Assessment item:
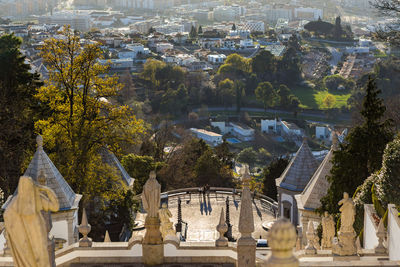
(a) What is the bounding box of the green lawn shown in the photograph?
[291,86,351,109]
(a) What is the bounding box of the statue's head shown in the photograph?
[343,192,349,199]
[162,203,167,209]
[324,211,329,217]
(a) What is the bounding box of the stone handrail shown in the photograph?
[134,186,278,216]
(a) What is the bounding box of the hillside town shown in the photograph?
[0,0,400,266]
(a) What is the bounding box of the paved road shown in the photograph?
[326,47,343,75]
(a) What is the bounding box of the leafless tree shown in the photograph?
[371,0,400,45]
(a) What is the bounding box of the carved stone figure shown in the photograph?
[3,176,59,267]
[141,171,163,265]
[305,221,317,255]
[338,192,355,233]
[322,211,335,249]
[159,203,175,239]
[332,192,357,256]
[142,171,161,218]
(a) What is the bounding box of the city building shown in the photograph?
[241,20,265,33]
[190,128,223,146]
[38,11,90,31]
[294,7,323,20]
[207,54,226,64]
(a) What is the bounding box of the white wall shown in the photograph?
[388,204,400,261]
[50,220,69,247]
[363,204,379,249]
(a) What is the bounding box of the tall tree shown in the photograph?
[320,77,394,214]
[198,25,203,34]
[262,157,289,200]
[333,16,342,40]
[255,81,277,111]
[218,78,235,108]
[35,27,146,234]
[232,23,236,31]
[234,80,245,112]
[0,34,43,198]
[251,50,276,81]
[189,25,198,39]
[277,84,292,107]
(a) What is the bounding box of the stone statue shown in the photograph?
[142,171,161,217]
[338,192,355,233]
[141,171,163,265]
[321,211,335,249]
[159,203,175,239]
[332,192,357,256]
[3,176,59,267]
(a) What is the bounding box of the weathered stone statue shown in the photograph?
[3,176,59,267]
[305,221,317,255]
[338,192,355,233]
[321,211,335,249]
[141,171,163,265]
[142,171,161,218]
[159,203,175,239]
[332,192,357,256]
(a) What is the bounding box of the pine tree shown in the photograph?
[198,25,203,34]
[262,157,289,200]
[320,77,393,214]
[232,23,236,31]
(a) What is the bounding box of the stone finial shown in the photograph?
[305,221,317,255]
[38,169,47,186]
[375,219,386,254]
[240,164,251,187]
[237,172,256,267]
[216,208,228,247]
[104,230,111,242]
[36,135,43,150]
[265,218,299,267]
[78,208,92,247]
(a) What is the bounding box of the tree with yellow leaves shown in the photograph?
[35,26,146,239]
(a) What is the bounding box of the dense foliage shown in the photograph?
[0,34,43,198]
[320,77,394,214]
[262,157,289,200]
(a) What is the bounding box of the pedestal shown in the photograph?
[143,244,164,266]
[237,237,256,267]
[332,231,357,256]
[143,216,163,266]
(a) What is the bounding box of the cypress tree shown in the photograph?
[320,77,393,214]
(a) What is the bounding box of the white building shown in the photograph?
[294,7,323,20]
[38,11,90,31]
[281,121,302,136]
[315,126,332,140]
[265,7,293,22]
[156,43,174,53]
[261,119,278,133]
[190,128,223,146]
[207,54,226,64]
[229,122,255,141]
[242,20,265,33]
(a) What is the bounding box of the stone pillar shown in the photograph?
[264,218,299,267]
[237,165,256,267]
[216,208,228,247]
[78,208,92,247]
